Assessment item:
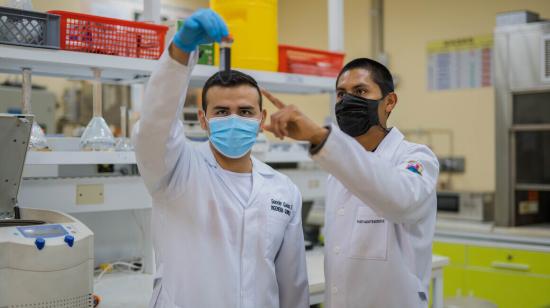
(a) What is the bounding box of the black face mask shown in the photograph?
[335,93,385,137]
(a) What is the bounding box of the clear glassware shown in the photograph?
[7,0,33,10]
[21,68,49,150]
[115,105,133,151]
[29,121,48,149]
[80,68,116,151]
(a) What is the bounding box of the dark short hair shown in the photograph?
[336,58,395,97]
[201,70,262,111]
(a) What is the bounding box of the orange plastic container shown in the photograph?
[278,44,345,77]
[48,10,168,59]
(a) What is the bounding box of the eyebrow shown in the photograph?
[211,105,257,111]
[353,84,369,90]
[336,83,370,92]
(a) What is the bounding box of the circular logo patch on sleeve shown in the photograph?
[406,160,424,176]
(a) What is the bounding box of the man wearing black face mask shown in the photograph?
[262,58,439,308]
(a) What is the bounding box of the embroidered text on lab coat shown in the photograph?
[271,199,293,216]
[356,218,385,224]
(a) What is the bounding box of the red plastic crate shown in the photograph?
[48,10,168,59]
[278,44,345,77]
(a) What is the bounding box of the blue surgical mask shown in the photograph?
[207,114,260,159]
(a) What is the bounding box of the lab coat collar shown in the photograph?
[197,141,275,176]
[374,127,404,159]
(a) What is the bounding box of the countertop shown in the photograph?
[435,219,550,250]
[94,248,448,308]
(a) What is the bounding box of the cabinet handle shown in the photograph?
[491,261,530,272]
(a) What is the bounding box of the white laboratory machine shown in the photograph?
[0,114,95,308]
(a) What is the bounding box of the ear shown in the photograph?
[385,93,398,113]
[259,109,267,132]
[198,109,208,131]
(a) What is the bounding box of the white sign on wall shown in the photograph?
[427,35,493,91]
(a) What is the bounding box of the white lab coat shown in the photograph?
[133,50,309,308]
[312,125,439,308]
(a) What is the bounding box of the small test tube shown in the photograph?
[219,36,234,72]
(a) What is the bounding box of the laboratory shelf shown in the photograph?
[0,44,156,82]
[19,176,152,213]
[25,151,136,165]
[24,138,312,165]
[0,44,335,93]
[24,149,312,165]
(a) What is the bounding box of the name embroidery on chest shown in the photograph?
[357,218,385,224]
[271,199,293,216]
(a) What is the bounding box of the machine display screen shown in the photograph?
[17,224,68,238]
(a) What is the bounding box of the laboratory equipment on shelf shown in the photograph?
[436,191,494,222]
[115,104,133,151]
[48,10,167,59]
[0,113,94,308]
[0,5,61,49]
[278,44,345,77]
[210,0,278,71]
[494,15,550,226]
[7,0,33,10]
[20,68,49,150]
[80,68,116,151]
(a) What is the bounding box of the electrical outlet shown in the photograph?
[438,157,465,173]
[308,179,320,189]
[519,200,539,215]
[76,184,104,205]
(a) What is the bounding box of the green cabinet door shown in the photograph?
[433,241,550,307]
[433,241,467,298]
[468,245,550,276]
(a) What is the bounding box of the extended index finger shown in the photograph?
[261,88,286,110]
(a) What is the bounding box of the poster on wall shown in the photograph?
[427,35,493,91]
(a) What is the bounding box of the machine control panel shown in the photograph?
[14,224,76,250]
[17,224,68,239]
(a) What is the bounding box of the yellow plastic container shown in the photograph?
[210,0,278,71]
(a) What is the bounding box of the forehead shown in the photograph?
[336,68,375,89]
[205,85,261,109]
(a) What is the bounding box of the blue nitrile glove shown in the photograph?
[173,9,229,53]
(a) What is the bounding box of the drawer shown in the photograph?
[467,245,550,275]
[464,268,550,308]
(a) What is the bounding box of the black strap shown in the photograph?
[309,125,332,155]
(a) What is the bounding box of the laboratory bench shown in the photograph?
[433,219,550,308]
[94,247,449,308]
[435,219,550,249]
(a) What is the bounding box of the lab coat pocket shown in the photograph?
[348,207,388,260]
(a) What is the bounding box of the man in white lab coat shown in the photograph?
[262,58,439,308]
[134,9,308,308]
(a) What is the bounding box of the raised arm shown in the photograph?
[133,44,197,196]
[133,9,228,197]
[260,90,439,224]
[312,126,439,224]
